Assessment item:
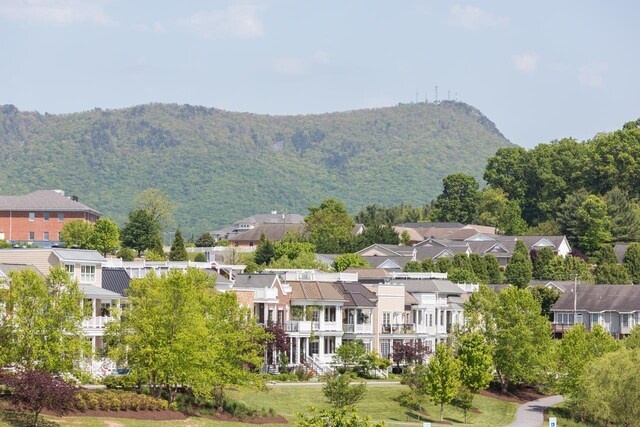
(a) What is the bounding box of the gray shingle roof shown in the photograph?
[614,244,628,264]
[332,282,377,308]
[0,190,100,215]
[390,278,462,294]
[79,283,122,299]
[0,263,43,278]
[227,223,306,242]
[102,268,131,297]
[53,249,106,263]
[552,284,640,312]
[233,274,278,289]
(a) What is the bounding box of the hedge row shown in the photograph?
[75,390,169,411]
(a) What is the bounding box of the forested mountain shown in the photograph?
[0,101,513,235]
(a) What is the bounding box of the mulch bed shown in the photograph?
[479,385,546,403]
[203,413,289,424]
[62,409,189,421]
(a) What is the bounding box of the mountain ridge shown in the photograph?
[0,101,514,236]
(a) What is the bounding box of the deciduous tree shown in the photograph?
[91,218,120,256]
[305,198,355,254]
[0,267,89,373]
[60,219,94,249]
[425,343,462,422]
[333,253,369,272]
[430,173,481,224]
[455,331,493,393]
[121,209,161,256]
[322,372,367,408]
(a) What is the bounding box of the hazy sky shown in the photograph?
[1,0,638,147]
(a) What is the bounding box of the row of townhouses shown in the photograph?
[0,248,472,374]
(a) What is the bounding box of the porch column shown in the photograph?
[319,305,325,329]
[295,338,301,365]
[263,304,268,323]
[319,336,325,357]
[92,299,97,317]
[289,338,293,365]
[305,337,309,360]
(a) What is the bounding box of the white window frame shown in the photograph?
[29,212,35,221]
[43,232,49,241]
[28,231,34,240]
[80,265,96,282]
[43,212,49,221]
[58,212,64,222]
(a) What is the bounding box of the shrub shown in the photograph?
[194,252,207,262]
[74,390,170,412]
[117,247,136,261]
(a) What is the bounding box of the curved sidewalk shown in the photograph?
[506,395,564,427]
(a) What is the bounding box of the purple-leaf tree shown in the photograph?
[1,370,77,427]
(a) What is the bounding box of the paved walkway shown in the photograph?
[506,395,564,427]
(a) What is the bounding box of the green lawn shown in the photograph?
[1,383,518,427]
[546,404,599,427]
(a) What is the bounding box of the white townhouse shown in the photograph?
[0,248,122,352]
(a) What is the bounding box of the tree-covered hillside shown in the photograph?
[0,101,512,235]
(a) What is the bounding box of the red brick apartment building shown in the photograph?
[0,190,100,247]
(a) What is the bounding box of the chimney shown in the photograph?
[71,195,79,202]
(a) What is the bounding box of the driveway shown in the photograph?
[506,395,564,427]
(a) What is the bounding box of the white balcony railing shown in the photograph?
[285,320,320,333]
[344,323,373,334]
[253,287,278,301]
[82,316,114,330]
[380,323,416,334]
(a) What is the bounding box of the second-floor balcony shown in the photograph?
[344,323,373,334]
[381,323,415,334]
[82,316,115,332]
[285,320,319,333]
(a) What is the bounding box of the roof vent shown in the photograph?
[271,210,277,214]
[53,189,65,196]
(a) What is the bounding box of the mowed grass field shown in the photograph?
[1,383,518,427]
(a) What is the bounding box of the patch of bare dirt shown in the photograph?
[57,409,189,421]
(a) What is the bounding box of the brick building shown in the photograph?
[0,190,100,247]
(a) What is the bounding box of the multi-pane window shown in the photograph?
[65,265,75,278]
[29,212,35,221]
[29,231,34,240]
[576,313,583,324]
[557,313,574,324]
[100,303,111,317]
[324,306,336,322]
[43,232,49,241]
[324,337,336,354]
[382,312,391,326]
[80,265,96,282]
[622,313,630,327]
[43,212,49,221]
[58,212,64,222]
[591,313,600,326]
[380,340,390,358]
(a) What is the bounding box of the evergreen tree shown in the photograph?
[468,253,489,283]
[168,229,188,261]
[577,195,612,256]
[484,255,502,284]
[400,230,411,246]
[254,234,275,266]
[594,263,632,285]
[505,240,533,288]
[604,187,640,243]
[532,247,554,280]
[594,244,618,265]
[623,243,640,284]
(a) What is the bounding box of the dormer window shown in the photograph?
[80,265,96,282]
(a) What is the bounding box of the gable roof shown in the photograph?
[53,248,107,263]
[0,263,43,279]
[227,223,306,242]
[0,190,100,215]
[552,285,640,312]
[362,255,412,270]
[237,213,305,225]
[102,268,131,297]
[517,236,567,250]
[288,281,347,302]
